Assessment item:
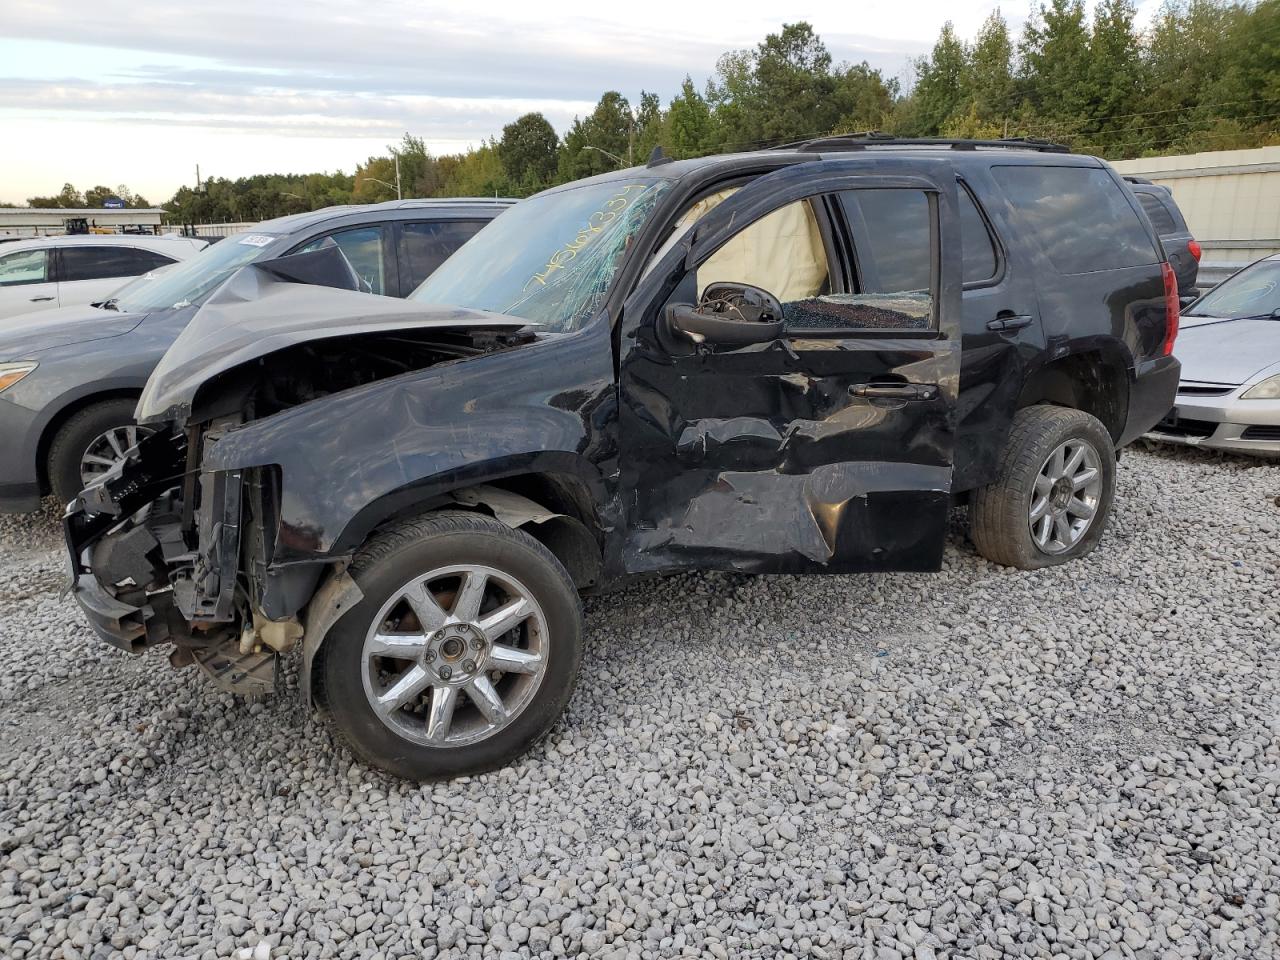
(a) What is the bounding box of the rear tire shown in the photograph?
[319,511,583,781]
[47,399,146,506]
[970,405,1116,570]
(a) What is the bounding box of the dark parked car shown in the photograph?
[66,137,1180,781]
[0,199,511,509]
[1124,177,1201,299]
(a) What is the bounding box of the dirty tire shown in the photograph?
[47,398,140,506]
[970,405,1117,570]
[319,511,583,781]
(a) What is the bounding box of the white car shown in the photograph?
[0,234,208,320]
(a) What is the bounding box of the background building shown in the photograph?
[1111,146,1280,286]
[0,207,166,241]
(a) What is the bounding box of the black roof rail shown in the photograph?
[777,131,1071,154]
[1122,175,1154,185]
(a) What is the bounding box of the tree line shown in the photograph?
[27,1,1277,223]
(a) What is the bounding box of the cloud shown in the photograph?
[3,0,930,105]
[0,77,593,141]
[0,0,950,199]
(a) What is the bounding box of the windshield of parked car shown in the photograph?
[410,179,670,331]
[108,235,277,314]
[1185,259,1280,320]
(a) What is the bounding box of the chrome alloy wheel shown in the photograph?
[80,424,152,487]
[1029,438,1103,555]
[360,564,549,748]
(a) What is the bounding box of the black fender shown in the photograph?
[201,316,620,562]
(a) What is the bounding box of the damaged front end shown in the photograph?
[65,426,291,693]
[64,259,538,695]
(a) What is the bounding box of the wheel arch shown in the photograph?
[1015,346,1131,443]
[299,470,607,708]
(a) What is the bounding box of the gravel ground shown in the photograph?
[1,444,1278,960]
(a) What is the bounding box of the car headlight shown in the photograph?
[0,361,37,393]
[1241,374,1280,400]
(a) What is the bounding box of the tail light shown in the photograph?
[1187,239,1202,261]
[1161,261,1179,357]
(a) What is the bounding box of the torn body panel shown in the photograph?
[618,339,960,573]
[616,158,963,575]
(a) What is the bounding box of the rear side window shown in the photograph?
[842,185,997,288]
[400,220,487,293]
[1136,192,1178,235]
[991,165,1158,274]
[0,249,48,286]
[957,187,998,283]
[60,246,176,282]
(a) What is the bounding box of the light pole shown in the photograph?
[582,145,626,168]
[358,177,399,198]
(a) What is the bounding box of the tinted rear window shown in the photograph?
[1136,191,1178,235]
[61,246,176,282]
[991,165,1158,274]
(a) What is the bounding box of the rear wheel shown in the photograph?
[47,399,150,506]
[319,511,583,781]
[970,405,1116,569]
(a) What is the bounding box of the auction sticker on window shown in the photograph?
[238,234,275,247]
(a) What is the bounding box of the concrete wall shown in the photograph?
[1110,147,1280,275]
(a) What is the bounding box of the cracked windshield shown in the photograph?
[410,179,669,332]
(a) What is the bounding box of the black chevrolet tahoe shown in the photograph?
[65,136,1181,781]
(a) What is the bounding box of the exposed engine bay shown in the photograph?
[66,311,537,695]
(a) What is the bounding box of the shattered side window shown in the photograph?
[411,179,670,332]
[785,188,936,332]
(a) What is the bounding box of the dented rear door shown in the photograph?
[616,156,962,574]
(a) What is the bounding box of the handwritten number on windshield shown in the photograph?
[527,184,649,288]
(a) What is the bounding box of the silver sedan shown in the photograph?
[1148,254,1280,457]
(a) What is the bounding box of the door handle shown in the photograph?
[29,296,56,302]
[850,382,938,401]
[987,313,1033,332]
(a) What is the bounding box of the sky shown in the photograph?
[0,0,1163,206]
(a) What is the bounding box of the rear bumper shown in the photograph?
[1119,355,1181,447]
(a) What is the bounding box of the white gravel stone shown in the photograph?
[0,445,1278,958]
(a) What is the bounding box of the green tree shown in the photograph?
[908,22,969,135]
[27,183,85,208]
[1019,0,1092,123]
[666,76,715,157]
[632,91,665,161]
[968,10,1017,127]
[1083,0,1144,153]
[558,92,634,180]
[437,142,508,197]
[749,22,838,142]
[831,62,898,133]
[498,113,559,193]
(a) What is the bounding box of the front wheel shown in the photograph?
[318,511,583,781]
[970,405,1117,570]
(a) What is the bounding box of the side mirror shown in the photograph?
[665,282,785,347]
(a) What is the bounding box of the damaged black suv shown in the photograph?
[66,137,1181,781]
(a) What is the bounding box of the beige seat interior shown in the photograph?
[646,190,831,303]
